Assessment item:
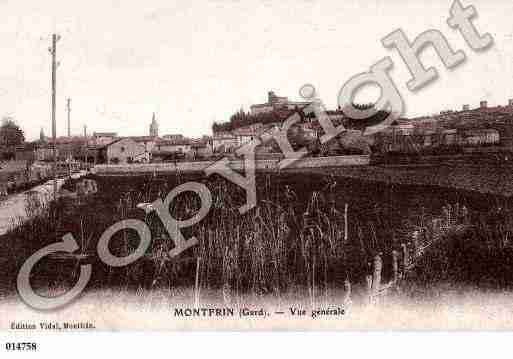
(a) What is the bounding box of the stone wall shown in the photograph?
[92,155,370,174]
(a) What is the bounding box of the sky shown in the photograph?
[0,0,512,140]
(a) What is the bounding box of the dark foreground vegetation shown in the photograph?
[1,172,513,300]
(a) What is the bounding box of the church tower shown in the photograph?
[149,112,159,137]
[39,127,46,142]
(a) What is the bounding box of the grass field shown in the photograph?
[1,171,513,310]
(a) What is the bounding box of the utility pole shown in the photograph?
[84,124,88,170]
[66,98,71,137]
[49,34,60,199]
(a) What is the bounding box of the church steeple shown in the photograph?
[149,112,159,137]
[39,127,46,142]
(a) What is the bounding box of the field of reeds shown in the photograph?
[1,171,513,304]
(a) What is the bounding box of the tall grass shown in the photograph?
[1,172,513,301]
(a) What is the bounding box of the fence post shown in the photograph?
[344,203,348,242]
[343,278,351,305]
[371,254,383,300]
[194,257,201,308]
[401,243,408,273]
[365,274,373,305]
[392,250,399,283]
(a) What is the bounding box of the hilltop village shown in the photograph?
[1,91,513,168]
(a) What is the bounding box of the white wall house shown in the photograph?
[129,136,158,153]
[93,132,118,146]
[105,138,149,164]
[232,126,261,146]
[155,139,192,154]
[212,133,238,152]
[461,129,500,146]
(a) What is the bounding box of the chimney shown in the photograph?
[480,101,488,109]
[509,99,513,107]
[462,104,470,111]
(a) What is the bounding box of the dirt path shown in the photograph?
[0,172,86,236]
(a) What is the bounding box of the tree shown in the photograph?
[0,117,25,148]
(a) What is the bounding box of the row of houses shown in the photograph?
[375,126,501,153]
[374,99,513,153]
[211,91,394,154]
[22,91,396,164]
[21,113,217,165]
[213,123,272,152]
[23,93,513,165]
[30,133,214,165]
[212,92,328,153]
[212,120,320,153]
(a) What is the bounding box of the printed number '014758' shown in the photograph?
[5,342,38,351]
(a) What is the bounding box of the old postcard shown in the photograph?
[0,0,512,339]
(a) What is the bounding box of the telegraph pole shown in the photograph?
[49,34,60,199]
[66,98,71,137]
[66,98,71,177]
[84,124,88,170]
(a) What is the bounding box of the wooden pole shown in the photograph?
[401,243,408,273]
[371,253,383,300]
[66,98,71,177]
[194,257,201,307]
[343,278,351,305]
[84,125,88,169]
[66,98,71,137]
[50,34,59,199]
[366,274,373,305]
[311,255,316,309]
[392,250,399,282]
[344,203,348,242]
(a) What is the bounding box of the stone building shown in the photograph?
[102,138,149,164]
[155,138,191,154]
[128,136,158,153]
[162,134,185,141]
[250,91,311,115]
[212,132,238,152]
[93,132,118,146]
[232,124,265,146]
[190,137,213,159]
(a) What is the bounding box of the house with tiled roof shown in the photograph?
[154,138,192,154]
[212,132,238,153]
[374,98,513,153]
[101,137,149,164]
